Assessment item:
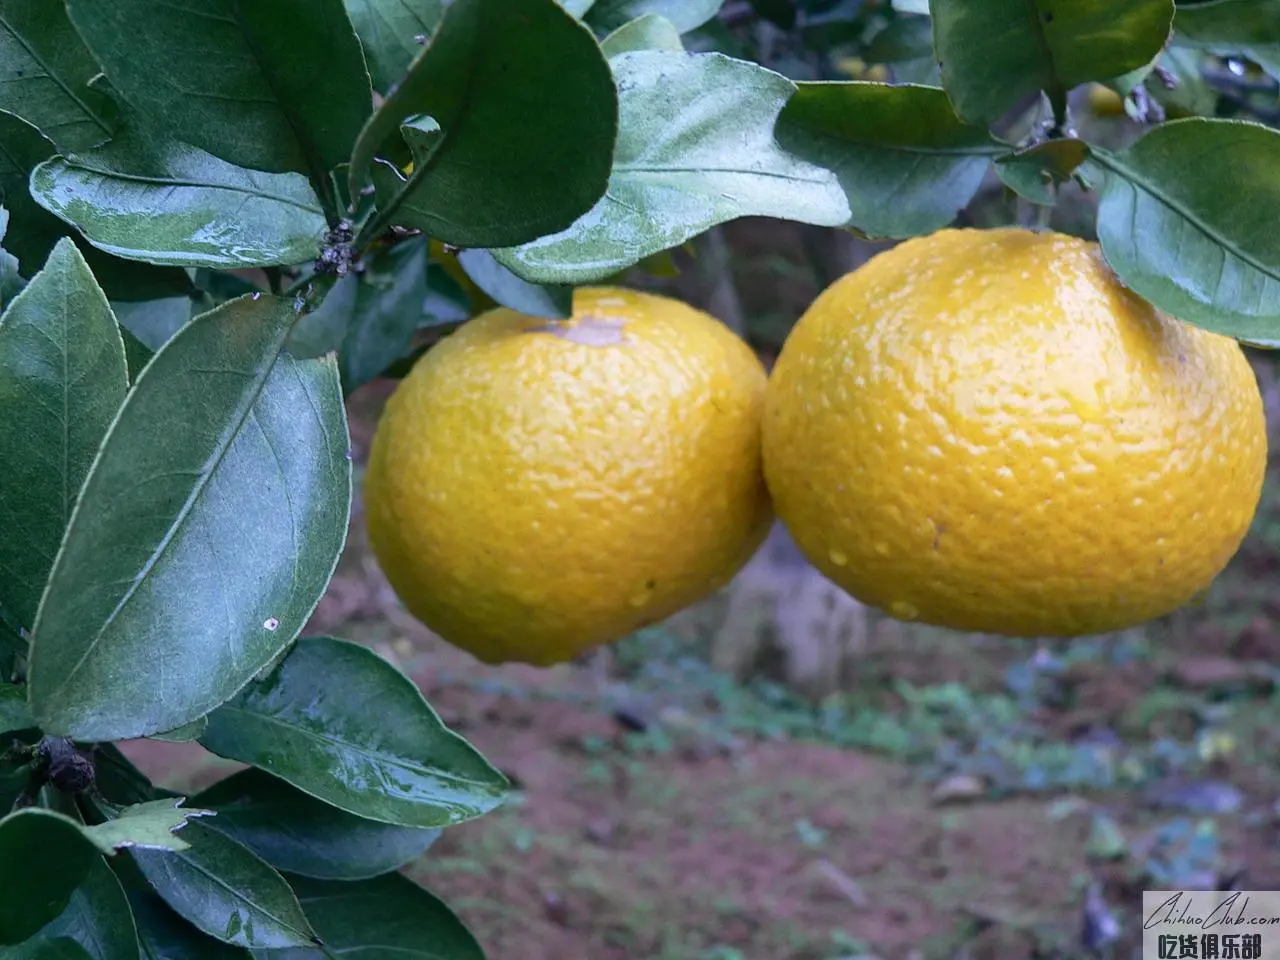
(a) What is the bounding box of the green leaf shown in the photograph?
[343,0,444,92]
[1149,45,1220,117]
[30,120,327,270]
[929,0,1175,123]
[26,294,351,742]
[0,111,192,299]
[112,298,194,353]
[457,249,572,319]
[1089,117,1280,340]
[1174,0,1280,79]
[65,0,373,196]
[776,81,1002,239]
[586,0,723,33]
[248,873,483,960]
[0,683,32,734]
[200,636,508,829]
[130,820,317,949]
[31,855,140,960]
[0,110,66,275]
[123,874,252,960]
[0,808,101,945]
[0,237,128,631]
[492,52,849,284]
[865,14,935,64]
[349,0,617,248]
[120,326,153,385]
[0,0,116,152]
[193,768,441,881]
[600,13,685,55]
[151,717,209,744]
[340,237,430,393]
[6,939,95,960]
[995,138,1091,205]
[84,799,213,855]
[285,274,361,361]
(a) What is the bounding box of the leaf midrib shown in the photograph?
[0,15,112,140]
[54,160,324,214]
[164,825,313,945]
[1090,147,1280,285]
[215,702,504,795]
[38,319,291,719]
[230,0,332,207]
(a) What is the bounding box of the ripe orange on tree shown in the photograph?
[763,227,1267,637]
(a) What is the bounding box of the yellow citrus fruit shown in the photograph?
[1087,82,1128,116]
[364,286,773,665]
[762,227,1267,637]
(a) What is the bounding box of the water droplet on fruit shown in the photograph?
[890,600,919,621]
[263,617,279,631]
[828,549,848,567]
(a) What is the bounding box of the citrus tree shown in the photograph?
[1,0,1278,955]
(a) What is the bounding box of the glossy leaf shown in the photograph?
[930,0,1175,123]
[340,237,430,393]
[0,683,31,733]
[344,0,444,92]
[0,111,192,298]
[492,52,848,284]
[1174,0,1280,79]
[776,81,1002,238]
[0,238,128,631]
[65,0,373,190]
[0,808,101,944]
[85,799,213,855]
[27,295,351,741]
[30,120,327,269]
[0,0,116,151]
[995,138,1091,205]
[350,0,617,248]
[131,820,316,949]
[33,855,140,960]
[200,636,508,829]
[1090,118,1280,340]
[457,249,572,319]
[123,875,252,960]
[249,873,483,960]
[587,0,722,32]
[194,768,441,881]
[600,14,684,55]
